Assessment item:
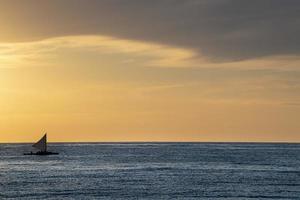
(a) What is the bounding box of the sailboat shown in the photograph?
[24,133,59,155]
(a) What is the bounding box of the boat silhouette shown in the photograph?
[24,133,59,155]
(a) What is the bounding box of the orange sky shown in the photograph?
[0,1,300,142]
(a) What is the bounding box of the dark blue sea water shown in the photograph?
[0,143,300,199]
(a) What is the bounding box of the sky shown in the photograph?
[0,0,300,142]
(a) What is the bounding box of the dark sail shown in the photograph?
[32,133,47,152]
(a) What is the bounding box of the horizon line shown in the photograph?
[1,141,299,144]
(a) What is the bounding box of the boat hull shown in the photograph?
[24,151,59,155]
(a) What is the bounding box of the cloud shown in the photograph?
[0,35,200,68]
[1,34,300,71]
[0,0,299,62]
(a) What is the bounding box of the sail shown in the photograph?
[32,134,47,152]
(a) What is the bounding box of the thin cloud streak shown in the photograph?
[1,35,300,70]
[0,35,198,68]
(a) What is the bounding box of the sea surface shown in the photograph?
[0,143,300,199]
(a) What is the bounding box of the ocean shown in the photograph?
[0,143,299,199]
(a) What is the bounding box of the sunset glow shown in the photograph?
[1,1,300,142]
